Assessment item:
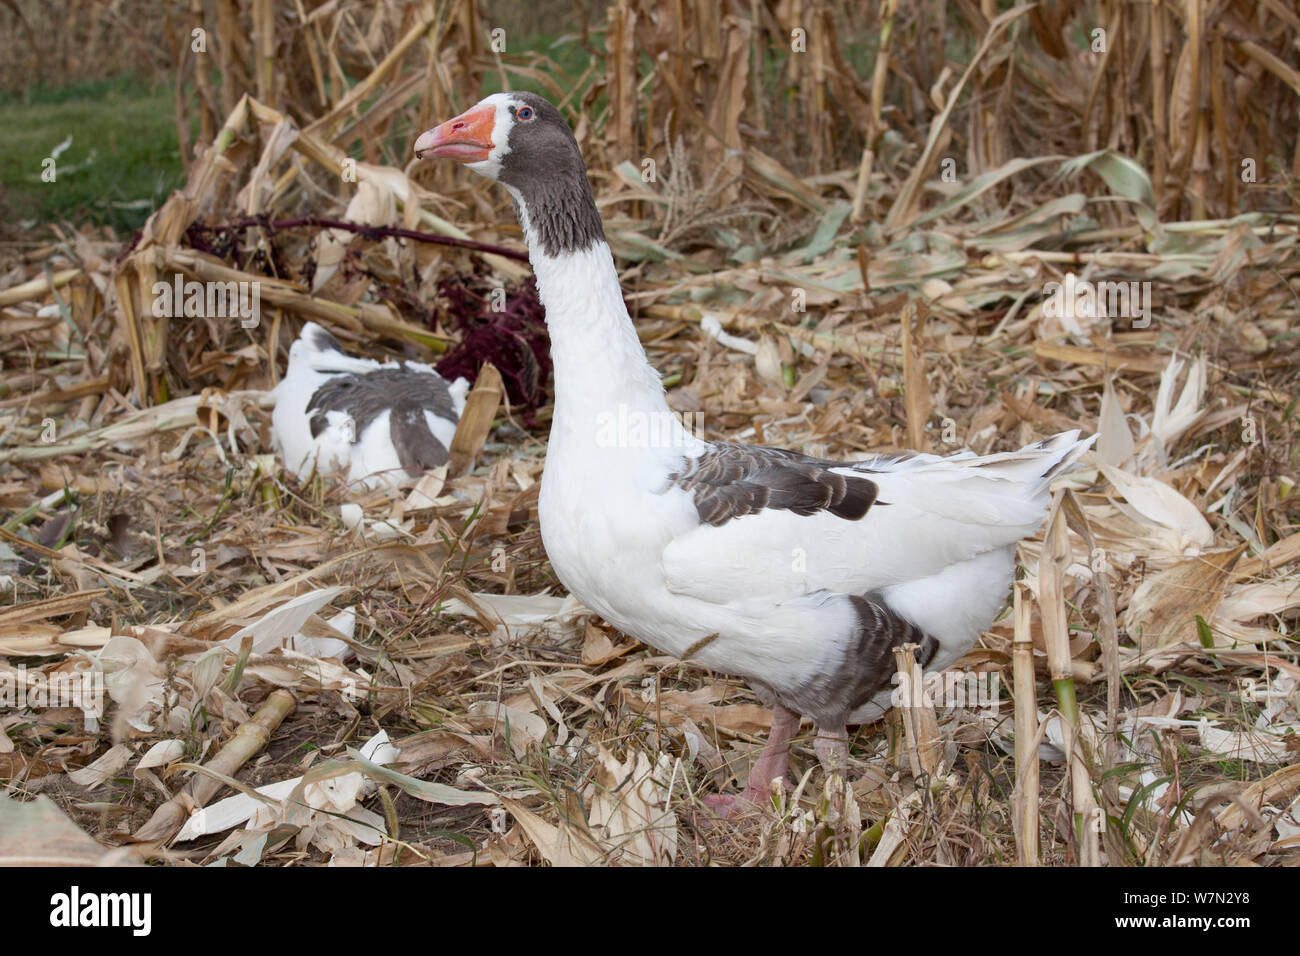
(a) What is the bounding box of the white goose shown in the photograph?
[270,322,468,490]
[416,93,1092,813]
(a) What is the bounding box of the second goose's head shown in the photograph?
[415,92,604,257]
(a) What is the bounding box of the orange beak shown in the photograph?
[414,103,495,162]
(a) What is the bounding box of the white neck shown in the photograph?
[527,236,676,448]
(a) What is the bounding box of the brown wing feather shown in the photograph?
[669,442,878,527]
[306,365,455,476]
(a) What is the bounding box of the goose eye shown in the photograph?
[517,106,534,121]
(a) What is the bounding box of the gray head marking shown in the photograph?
[418,92,607,257]
[495,93,605,257]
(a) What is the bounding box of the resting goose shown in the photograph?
[269,322,468,489]
[415,93,1093,812]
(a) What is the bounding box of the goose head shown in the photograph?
[415,92,604,257]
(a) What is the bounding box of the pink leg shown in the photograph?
[702,704,802,817]
[813,726,850,775]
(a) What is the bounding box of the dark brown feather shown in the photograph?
[766,592,937,726]
[668,442,879,526]
[306,365,456,475]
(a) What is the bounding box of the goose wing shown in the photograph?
[659,432,1091,604]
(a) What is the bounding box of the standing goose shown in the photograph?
[415,93,1093,813]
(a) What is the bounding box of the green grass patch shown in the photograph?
[479,31,601,101]
[0,74,185,235]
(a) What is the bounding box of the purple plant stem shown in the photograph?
[188,216,530,263]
